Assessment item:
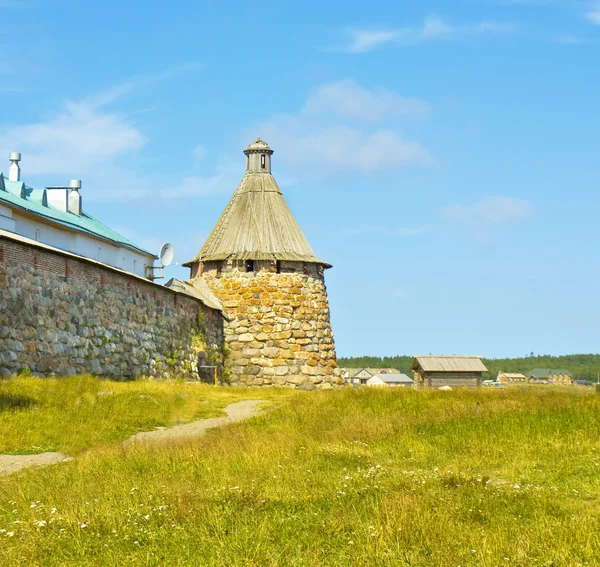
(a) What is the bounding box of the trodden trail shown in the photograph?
[0,399,265,475]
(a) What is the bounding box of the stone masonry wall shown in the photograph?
[0,235,224,379]
[198,259,339,388]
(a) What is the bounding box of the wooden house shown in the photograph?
[525,368,572,385]
[497,372,528,384]
[411,356,487,389]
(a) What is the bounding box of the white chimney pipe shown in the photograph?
[68,179,82,215]
[8,152,21,182]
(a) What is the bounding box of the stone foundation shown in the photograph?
[197,259,338,388]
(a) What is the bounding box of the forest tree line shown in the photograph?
[337,354,600,382]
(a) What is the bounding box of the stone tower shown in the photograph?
[184,138,337,388]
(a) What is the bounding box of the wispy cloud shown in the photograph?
[342,15,514,52]
[586,1,600,24]
[344,30,400,53]
[392,289,409,301]
[159,157,240,198]
[442,195,533,223]
[554,34,595,44]
[253,80,432,179]
[0,62,218,203]
[0,101,146,176]
[303,80,430,122]
[84,61,202,109]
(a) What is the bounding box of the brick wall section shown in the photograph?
[0,235,224,379]
[198,259,339,388]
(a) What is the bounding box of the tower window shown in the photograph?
[245,259,255,273]
[261,154,266,168]
[276,260,282,274]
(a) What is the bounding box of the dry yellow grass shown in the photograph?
[0,380,599,566]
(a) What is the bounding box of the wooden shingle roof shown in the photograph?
[412,356,488,373]
[184,141,330,268]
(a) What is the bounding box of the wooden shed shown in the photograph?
[411,356,487,389]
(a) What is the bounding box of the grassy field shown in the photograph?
[0,376,289,455]
[1,380,599,566]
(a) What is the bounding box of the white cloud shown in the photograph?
[253,80,432,179]
[442,195,533,223]
[193,144,207,161]
[302,80,430,122]
[554,34,594,44]
[160,158,240,198]
[0,63,221,203]
[345,30,400,53]
[257,119,431,177]
[0,101,145,176]
[392,289,408,300]
[586,2,600,24]
[342,15,514,52]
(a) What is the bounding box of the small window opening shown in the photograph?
[245,259,255,273]
[276,260,282,274]
[133,259,137,272]
[35,229,41,242]
[261,154,266,169]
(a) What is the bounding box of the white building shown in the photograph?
[0,153,156,278]
[366,373,414,388]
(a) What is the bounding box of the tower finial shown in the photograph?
[244,138,273,173]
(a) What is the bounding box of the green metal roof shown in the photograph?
[0,173,155,257]
[525,368,573,378]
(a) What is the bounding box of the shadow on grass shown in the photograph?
[0,394,37,411]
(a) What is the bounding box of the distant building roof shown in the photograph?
[344,368,400,379]
[371,373,413,384]
[412,356,488,373]
[0,173,154,257]
[525,368,572,378]
[498,372,528,379]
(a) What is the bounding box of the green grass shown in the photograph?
[1,382,599,566]
[0,376,289,455]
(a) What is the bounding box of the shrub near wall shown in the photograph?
[0,235,224,379]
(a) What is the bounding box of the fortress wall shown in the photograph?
[200,260,339,388]
[0,234,224,379]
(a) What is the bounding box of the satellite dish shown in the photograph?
[159,242,174,267]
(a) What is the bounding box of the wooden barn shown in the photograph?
[411,356,487,389]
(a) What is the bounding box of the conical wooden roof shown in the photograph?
[184,140,330,267]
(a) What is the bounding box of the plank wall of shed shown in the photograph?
[418,372,482,389]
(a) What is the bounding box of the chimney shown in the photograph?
[68,179,82,215]
[8,152,21,182]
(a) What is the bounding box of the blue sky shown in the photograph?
[1,0,599,358]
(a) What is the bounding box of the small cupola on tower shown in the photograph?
[244,137,273,173]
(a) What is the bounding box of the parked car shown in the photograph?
[482,381,503,387]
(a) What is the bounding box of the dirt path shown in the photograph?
[0,400,265,475]
[123,399,265,446]
[0,452,73,475]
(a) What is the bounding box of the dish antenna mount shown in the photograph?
[159,243,174,267]
[148,242,175,281]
